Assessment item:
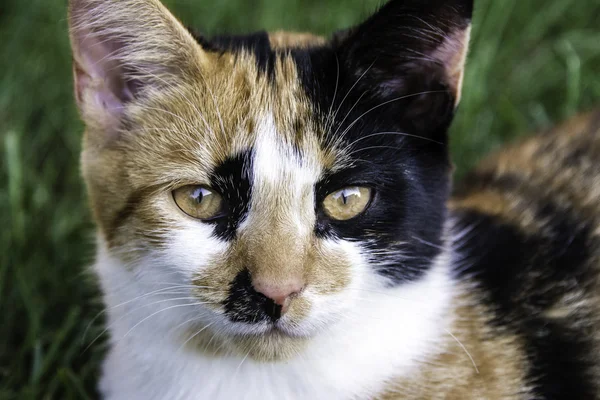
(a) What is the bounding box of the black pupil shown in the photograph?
[193,189,205,204]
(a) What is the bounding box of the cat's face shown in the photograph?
[69,0,471,360]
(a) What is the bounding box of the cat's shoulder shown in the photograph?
[447,108,600,399]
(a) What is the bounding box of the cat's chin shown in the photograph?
[181,322,315,362]
[227,327,312,362]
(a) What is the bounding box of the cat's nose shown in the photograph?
[253,279,304,315]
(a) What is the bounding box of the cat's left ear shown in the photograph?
[334,0,473,132]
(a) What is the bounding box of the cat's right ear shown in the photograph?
[68,0,206,141]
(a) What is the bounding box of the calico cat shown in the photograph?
[68,0,600,398]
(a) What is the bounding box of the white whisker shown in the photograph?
[122,302,212,340]
[343,131,443,154]
[337,90,448,152]
[327,61,375,144]
[177,321,216,353]
[444,328,479,374]
[325,53,341,132]
[81,285,208,344]
[84,295,218,352]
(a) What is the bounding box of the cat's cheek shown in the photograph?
[158,218,230,280]
[298,239,371,331]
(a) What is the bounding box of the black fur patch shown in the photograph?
[224,269,282,324]
[452,204,597,399]
[293,0,473,146]
[209,151,253,241]
[191,30,276,77]
[314,157,449,283]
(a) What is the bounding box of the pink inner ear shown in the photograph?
[72,27,132,134]
[431,27,471,107]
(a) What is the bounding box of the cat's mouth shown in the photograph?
[261,322,307,337]
[226,323,312,362]
[180,314,311,354]
[224,317,312,339]
[176,315,315,362]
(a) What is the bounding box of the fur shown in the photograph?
[68,0,600,398]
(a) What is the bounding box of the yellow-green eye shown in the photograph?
[322,186,372,221]
[173,185,224,220]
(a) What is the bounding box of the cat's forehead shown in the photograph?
[124,38,341,184]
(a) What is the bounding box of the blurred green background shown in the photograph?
[1,0,599,397]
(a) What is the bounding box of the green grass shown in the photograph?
[1,0,599,397]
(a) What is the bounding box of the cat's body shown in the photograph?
[68,0,600,398]
[445,110,600,399]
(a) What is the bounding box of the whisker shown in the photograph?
[169,312,204,333]
[343,131,443,154]
[325,53,341,132]
[177,321,216,353]
[444,328,479,374]
[411,235,447,251]
[204,327,223,355]
[327,61,375,139]
[121,302,213,340]
[83,296,218,353]
[332,91,368,144]
[337,90,448,150]
[345,145,406,157]
[234,349,252,379]
[81,285,207,343]
[143,283,217,289]
[409,15,446,37]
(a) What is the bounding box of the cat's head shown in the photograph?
[69,0,472,360]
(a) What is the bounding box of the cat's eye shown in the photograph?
[322,187,372,221]
[173,185,224,220]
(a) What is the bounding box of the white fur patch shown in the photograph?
[239,113,322,236]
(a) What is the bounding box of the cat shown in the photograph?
[68,0,600,398]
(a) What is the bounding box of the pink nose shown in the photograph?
[252,280,304,313]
